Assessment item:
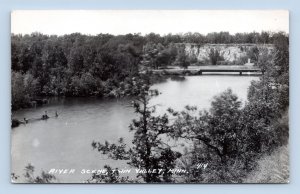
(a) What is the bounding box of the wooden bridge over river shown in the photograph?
[152,65,264,76]
[198,68,263,75]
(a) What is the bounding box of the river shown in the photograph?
[11,75,259,183]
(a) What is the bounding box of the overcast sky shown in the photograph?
[11,10,289,36]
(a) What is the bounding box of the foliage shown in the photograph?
[167,90,249,183]
[208,48,224,65]
[173,47,191,69]
[11,71,39,110]
[167,85,288,182]
[85,165,132,183]
[246,46,260,64]
[11,163,57,183]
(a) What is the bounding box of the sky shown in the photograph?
[11,10,289,36]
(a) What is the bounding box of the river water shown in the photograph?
[11,75,259,183]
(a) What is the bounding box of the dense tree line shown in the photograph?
[137,31,281,45]
[11,33,144,110]
[11,31,287,111]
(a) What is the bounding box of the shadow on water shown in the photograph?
[170,76,186,81]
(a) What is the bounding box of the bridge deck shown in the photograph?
[199,69,261,72]
[198,68,263,75]
[151,66,264,75]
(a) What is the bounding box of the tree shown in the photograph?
[272,32,289,110]
[209,48,223,65]
[140,42,165,69]
[91,75,182,183]
[259,31,270,44]
[173,46,190,69]
[11,71,26,110]
[86,165,132,183]
[166,89,247,182]
[11,71,39,110]
[174,52,190,69]
[246,32,289,150]
[247,46,260,64]
[167,87,287,183]
[12,164,56,183]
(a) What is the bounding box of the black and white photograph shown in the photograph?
[10,10,289,183]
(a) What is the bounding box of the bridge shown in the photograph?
[198,68,264,75]
[152,65,264,76]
